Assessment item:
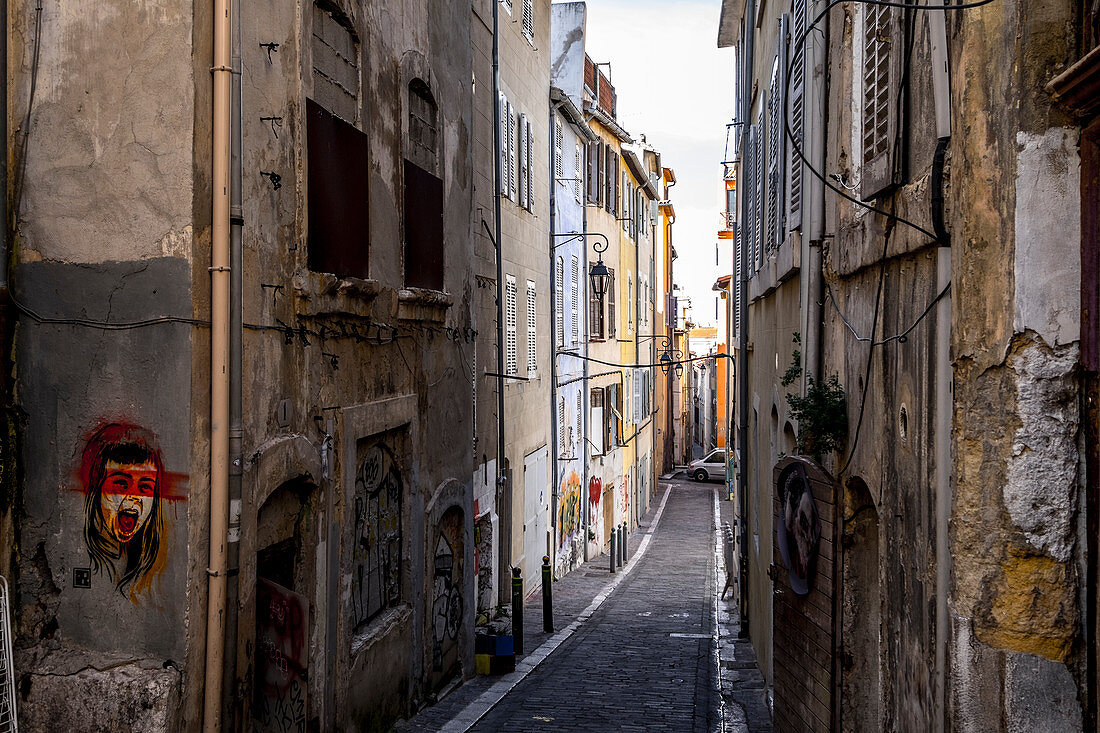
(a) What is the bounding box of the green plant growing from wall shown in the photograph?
[780,333,848,459]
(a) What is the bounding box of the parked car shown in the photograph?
[689,448,728,482]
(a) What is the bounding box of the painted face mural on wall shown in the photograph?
[776,464,821,596]
[79,423,173,599]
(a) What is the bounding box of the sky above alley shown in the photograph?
[581,0,736,331]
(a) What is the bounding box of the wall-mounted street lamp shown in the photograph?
[589,239,611,298]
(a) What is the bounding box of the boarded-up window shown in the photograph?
[307,98,370,278]
[861,3,902,200]
[403,159,444,290]
[311,3,358,124]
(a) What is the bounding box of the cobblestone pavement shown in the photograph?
[396,477,773,733]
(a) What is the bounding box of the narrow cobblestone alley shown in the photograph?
[398,478,771,732]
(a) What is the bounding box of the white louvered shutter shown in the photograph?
[574,143,583,203]
[633,368,642,423]
[571,255,580,343]
[861,3,899,200]
[788,0,807,230]
[575,391,582,455]
[526,118,534,210]
[555,257,565,348]
[522,0,534,42]
[555,119,564,183]
[508,103,518,200]
[527,280,537,375]
[519,112,529,209]
[506,276,517,375]
[559,396,567,456]
[499,94,509,195]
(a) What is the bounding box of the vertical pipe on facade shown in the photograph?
[221,0,244,723]
[204,0,232,725]
[804,0,828,390]
[548,101,561,575]
[491,0,510,606]
[0,0,7,295]
[736,0,754,634]
[927,4,951,728]
[581,155,591,563]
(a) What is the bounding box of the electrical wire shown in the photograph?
[558,350,732,371]
[783,0,1001,242]
[826,278,950,346]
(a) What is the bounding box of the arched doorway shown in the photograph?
[431,505,465,689]
[841,476,881,732]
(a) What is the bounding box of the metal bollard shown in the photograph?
[609,531,617,573]
[511,566,524,655]
[542,555,554,633]
[622,521,629,563]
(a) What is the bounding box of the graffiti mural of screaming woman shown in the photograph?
[78,423,183,600]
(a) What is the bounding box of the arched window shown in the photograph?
[404,79,444,290]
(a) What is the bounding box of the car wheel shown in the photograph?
[693,469,708,482]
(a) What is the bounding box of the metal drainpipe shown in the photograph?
[0,0,7,296]
[581,159,591,563]
[221,0,244,724]
[927,3,952,728]
[204,0,233,723]
[548,101,560,576]
[491,0,510,607]
[736,0,755,637]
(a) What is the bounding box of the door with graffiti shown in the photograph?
[431,506,464,689]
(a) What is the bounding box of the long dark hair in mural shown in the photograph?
[352,442,403,629]
[777,463,821,596]
[79,423,169,599]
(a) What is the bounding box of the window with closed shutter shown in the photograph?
[587,141,600,203]
[788,0,807,230]
[519,112,529,209]
[571,255,580,344]
[625,370,633,427]
[527,280,537,375]
[608,268,616,339]
[525,118,534,210]
[627,273,633,333]
[745,124,758,276]
[499,94,509,196]
[861,2,902,200]
[508,103,518,201]
[559,395,567,457]
[522,0,534,43]
[575,391,582,455]
[574,143,583,203]
[506,275,517,375]
[555,119,564,183]
[555,257,565,348]
[766,44,786,253]
[754,109,765,270]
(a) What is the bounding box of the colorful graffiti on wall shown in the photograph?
[254,577,308,733]
[588,477,602,544]
[352,443,403,629]
[432,507,464,682]
[78,422,186,600]
[558,471,581,544]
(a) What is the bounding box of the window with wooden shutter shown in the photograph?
[570,255,580,344]
[860,2,902,200]
[608,268,616,339]
[506,275,517,375]
[522,0,534,43]
[527,280,537,375]
[559,395,567,457]
[574,143,583,203]
[499,94,509,196]
[633,368,642,424]
[625,370,633,427]
[508,102,518,201]
[525,118,534,210]
[555,257,565,348]
[766,43,786,253]
[754,109,765,270]
[787,0,807,230]
[745,124,758,276]
[587,141,600,203]
[519,112,529,209]
[555,119,564,180]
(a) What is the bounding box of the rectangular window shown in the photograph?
[627,274,633,333]
[525,117,534,211]
[574,143,583,203]
[586,141,600,203]
[575,391,583,456]
[506,275,517,375]
[555,119,564,183]
[559,396,567,457]
[522,0,534,43]
[608,268,616,339]
[555,257,565,348]
[527,280,537,375]
[519,112,529,209]
[508,103,518,201]
[403,159,444,290]
[861,2,902,199]
[499,94,510,196]
[306,98,370,279]
[589,279,605,340]
[570,255,580,344]
[591,389,605,454]
[788,0,807,230]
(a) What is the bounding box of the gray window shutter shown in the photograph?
[861,3,902,200]
[766,37,786,253]
[508,102,518,200]
[754,110,765,271]
[499,94,509,196]
[555,256,565,348]
[526,117,534,210]
[587,141,599,202]
[787,0,807,230]
[519,112,529,208]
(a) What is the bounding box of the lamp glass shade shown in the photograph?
[589,260,610,297]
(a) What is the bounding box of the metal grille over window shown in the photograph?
[555,257,565,348]
[506,276,517,375]
[527,281,537,375]
[788,0,807,230]
[570,255,580,344]
[522,0,534,42]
